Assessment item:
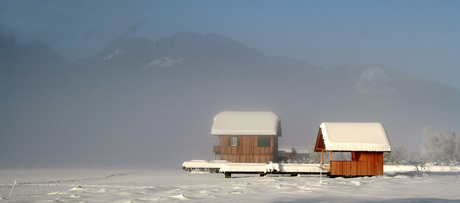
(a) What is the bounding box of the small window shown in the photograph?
[257,137,271,147]
[231,137,238,146]
[228,137,239,146]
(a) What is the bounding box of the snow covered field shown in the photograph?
[1,168,459,202]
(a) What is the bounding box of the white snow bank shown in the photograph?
[425,165,460,172]
[220,163,329,174]
[384,165,416,173]
[279,164,328,173]
[385,165,460,173]
[182,160,229,169]
[1,169,459,202]
[220,163,271,173]
[184,161,329,174]
[183,160,460,175]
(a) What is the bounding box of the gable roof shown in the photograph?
[211,111,281,136]
[315,122,391,152]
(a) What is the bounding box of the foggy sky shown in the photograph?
[1,1,459,169]
[1,0,459,91]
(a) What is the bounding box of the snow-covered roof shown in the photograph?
[211,111,281,136]
[318,122,391,152]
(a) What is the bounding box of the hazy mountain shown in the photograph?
[73,32,267,72]
[1,32,459,169]
[0,33,69,77]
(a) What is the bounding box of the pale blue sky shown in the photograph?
[1,0,459,90]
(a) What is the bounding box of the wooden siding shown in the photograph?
[330,152,384,176]
[219,136,278,163]
[213,145,220,154]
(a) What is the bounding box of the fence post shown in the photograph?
[9,180,17,198]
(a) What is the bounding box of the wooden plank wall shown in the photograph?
[219,136,277,163]
[330,152,384,176]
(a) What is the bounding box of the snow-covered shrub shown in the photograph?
[286,151,323,164]
[384,142,408,165]
[420,126,460,166]
[307,151,331,164]
[407,152,426,175]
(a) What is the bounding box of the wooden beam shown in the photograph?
[321,151,324,165]
[314,128,326,152]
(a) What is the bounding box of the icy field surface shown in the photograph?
[1,169,459,202]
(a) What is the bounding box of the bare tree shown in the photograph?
[420,126,459,166]
[408,152,426,175]
[384,142,408,165]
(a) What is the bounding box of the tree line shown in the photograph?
[384,126,460,166]
[284,126,459,166]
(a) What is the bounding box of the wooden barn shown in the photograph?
[211,111,282,163]
[314,122,391,176]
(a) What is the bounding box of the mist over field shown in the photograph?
[1,1,459,169]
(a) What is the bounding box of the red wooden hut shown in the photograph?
[211,111,282,163]
[314,122,391,176]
